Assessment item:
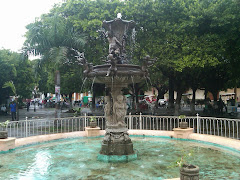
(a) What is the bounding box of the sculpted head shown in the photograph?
[116,95,124,102]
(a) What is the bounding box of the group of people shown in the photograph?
[204,97,226,115]
[0,101,17,121]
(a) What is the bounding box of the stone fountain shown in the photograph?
[78,15,155,162]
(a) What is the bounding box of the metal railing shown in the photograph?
[3,114,239,140]
[3,116,105,138]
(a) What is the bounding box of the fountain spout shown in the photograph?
[117,13,122,19]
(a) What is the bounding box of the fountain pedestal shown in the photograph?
[97,83,137,161]
[100,127,134,155]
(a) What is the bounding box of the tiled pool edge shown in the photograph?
[15,130,105,148]
[13,129,240,152]
[128,130,240,151]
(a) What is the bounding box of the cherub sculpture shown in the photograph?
[75,52,93,75]
[107,31,122,56]
[103,53,118,76]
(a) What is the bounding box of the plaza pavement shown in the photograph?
[1,104,240,123]
[0,105,74,123]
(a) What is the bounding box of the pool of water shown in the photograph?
[0,136,240,180]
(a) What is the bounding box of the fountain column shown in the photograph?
[99,82,135,157]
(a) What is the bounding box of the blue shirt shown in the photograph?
[10,103,16,112]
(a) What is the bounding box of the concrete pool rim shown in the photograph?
[1,130,239,154]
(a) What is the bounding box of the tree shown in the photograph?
[24,7,87,109]
[0,49,17,104]
[3,81,19,120]
[149,66,168,108]
[0,49,34,105]
[23,0,240,116]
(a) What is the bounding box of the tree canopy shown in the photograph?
[22,0,240,110]
[0,49,34,104]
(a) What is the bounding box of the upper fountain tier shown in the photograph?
[79,16,155,85]
[102,16,135,63]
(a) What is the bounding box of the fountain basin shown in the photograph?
[1,134,240,179]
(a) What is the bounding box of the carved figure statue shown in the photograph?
[76,52,93,75]
[105,54,118,76]
[104,96,112,125]
[113,95,127,126]
[107,31,122,56]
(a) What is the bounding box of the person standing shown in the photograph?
[10,101,17,121]
[27,102,30,111]
[218,96,225,115]
[1,105,7,115]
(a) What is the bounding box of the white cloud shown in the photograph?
[0,0,62,52]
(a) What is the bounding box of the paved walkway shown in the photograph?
[1,104,240,123]
[0,105,74,123]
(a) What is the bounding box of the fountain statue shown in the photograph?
[82,14,155,162]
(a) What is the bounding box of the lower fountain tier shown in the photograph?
[99,131,135,156]
[87,64,145,85]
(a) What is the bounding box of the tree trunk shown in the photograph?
[204,89,208,101]
[68,93,73,110]
[211,90,219,115]
[155,93,161,108]
[16,98,19,121]
[155,86,168,108]
[212,91,218,102]
[234,86,237,101]
[190,89,196,114]
[169,76,174,109]
[174,90,183,116]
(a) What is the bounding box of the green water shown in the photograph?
[0,136,240,180]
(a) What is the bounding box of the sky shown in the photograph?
[0,0,62,52]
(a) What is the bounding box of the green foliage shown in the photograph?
[169,150,194,168]
[0,120,10,129]
[3,81,16,95]
[0,49,34,103]
[178,115,186,119]
[175,151,194,167]
[73,107,81,116]
[23,0,240,99]
[89,116,96,122]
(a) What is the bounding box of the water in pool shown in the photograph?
[0,136,240,180]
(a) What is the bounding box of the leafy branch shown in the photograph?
[3,81,16,96]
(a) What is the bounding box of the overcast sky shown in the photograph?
[0,0,62,52]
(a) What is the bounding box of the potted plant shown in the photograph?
[179,115,188,129]
[89,117,97,128]
[175,151,199,180]
[0,120,10,139]
[73,108,81,116]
